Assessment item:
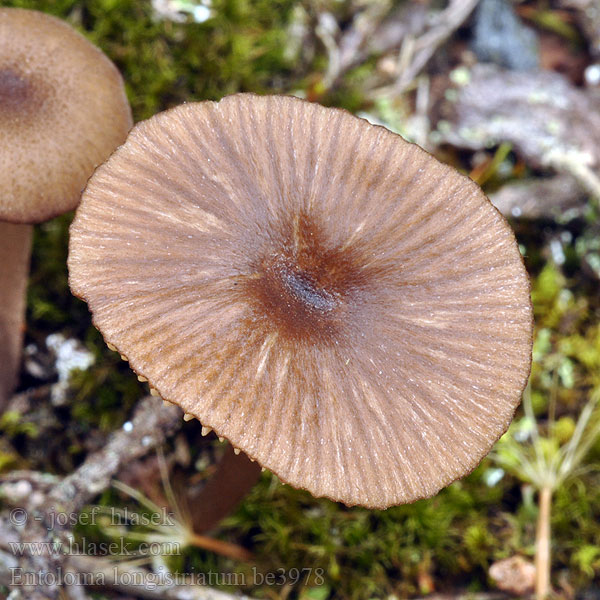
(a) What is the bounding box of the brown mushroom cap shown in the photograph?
[68,94,533,509]
[0,8,132,224]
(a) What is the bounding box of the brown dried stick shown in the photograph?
[48,397,183,517]
[393,0,480,93]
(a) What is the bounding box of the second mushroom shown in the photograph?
[0,8,132,407]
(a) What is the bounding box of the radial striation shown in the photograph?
[68,94,533,509]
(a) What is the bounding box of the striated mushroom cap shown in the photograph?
[68,94,533,509]
[0,8,132,224]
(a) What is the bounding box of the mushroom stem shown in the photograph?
[0,221,32,408]
[535,485,552,599]
[188,444,262,534]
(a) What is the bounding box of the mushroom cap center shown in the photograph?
[257,254,341,335]
[246,213,367,342]
[0,67,45,118]
[280,263,337,313]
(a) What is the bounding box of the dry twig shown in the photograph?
[48,397,183,517]
[392,0,479,94]
[317,0,478,92]
[488,175,586,220]
[0,396,244,600]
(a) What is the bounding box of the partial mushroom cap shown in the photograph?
[68,94,533,509]
[0,8,132,224]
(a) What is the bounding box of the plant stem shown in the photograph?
[0,222,32,409]
[187,444,262,534]
[535,485,553,599]
[188,532,253,562]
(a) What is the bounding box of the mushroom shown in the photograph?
[0,8,132,405]
[68,94,533,511]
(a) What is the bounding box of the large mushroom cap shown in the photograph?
[0,8,132,224]
[68,94,533,509]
